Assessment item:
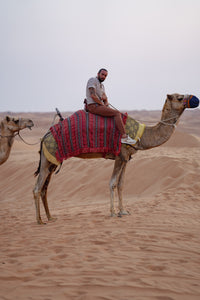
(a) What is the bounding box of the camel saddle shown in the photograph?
[42,110,145,165]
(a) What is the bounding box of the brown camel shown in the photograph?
[33,94,198,224]
[0,116,34,165]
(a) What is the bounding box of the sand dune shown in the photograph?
[0,110,200,299]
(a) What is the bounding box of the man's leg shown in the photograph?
[87,104,136,145]
[87,104,126,135]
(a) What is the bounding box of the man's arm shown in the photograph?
[102,93,109,106]
[89,87,104,105]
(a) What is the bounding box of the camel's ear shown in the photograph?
[6,116,10,122]
[167,94,173,100]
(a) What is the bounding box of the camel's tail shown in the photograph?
[34,137,62,176]
[34,141,42,177]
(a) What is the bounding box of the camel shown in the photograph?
[0,116,34,165]
[33,93,199,224]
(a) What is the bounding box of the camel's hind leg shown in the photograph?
[40,168,57,223]
[33,150,56,224]
[117,163,130,216]
[109,156,126,216]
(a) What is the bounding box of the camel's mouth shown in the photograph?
[27,121,34,130]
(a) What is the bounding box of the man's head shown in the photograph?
[97,68,108,82]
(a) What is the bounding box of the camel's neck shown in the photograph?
[0,124,15,165]
[137,109,182,150]
[139,122,175,149]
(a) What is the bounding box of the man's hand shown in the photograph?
[89,87,104,105]
[102,93,109,106]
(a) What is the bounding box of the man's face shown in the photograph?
[97,70,108,82]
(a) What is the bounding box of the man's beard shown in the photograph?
[98,76,104,83]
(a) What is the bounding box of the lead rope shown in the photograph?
[17,132,41,145]
[4,111,60,146]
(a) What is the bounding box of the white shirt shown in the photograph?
[86,77,105,105]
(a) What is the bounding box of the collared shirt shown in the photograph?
[86,77,105,105]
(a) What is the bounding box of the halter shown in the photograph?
[0,118,36,145]
[0,117,22,138]
[159,115,179,128]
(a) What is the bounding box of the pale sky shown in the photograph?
[0,0,200,112]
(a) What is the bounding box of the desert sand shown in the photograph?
[0,109,200,300]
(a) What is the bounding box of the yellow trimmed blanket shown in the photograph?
[42,131,60,165]
[125,116,146,145]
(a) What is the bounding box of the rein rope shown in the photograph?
[109,103,179,127]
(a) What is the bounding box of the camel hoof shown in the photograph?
[118,210,130,216]
[48,217,57,223]
[110,212,117,217]
[37,220,47,225]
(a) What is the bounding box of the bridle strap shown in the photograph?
[0,132,18,138]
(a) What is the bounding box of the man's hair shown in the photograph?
[98,68,108,74]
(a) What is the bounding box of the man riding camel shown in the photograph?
[85,68,135,145]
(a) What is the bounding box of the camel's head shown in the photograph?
[3,116,34,132]
[165,94,199,115]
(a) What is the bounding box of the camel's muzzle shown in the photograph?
[184,95,199,108]
[26,121,34,130]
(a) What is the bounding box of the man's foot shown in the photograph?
[121,135,137,145]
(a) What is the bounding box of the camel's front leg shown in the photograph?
[109,156,125,217]
[117,162,130,216]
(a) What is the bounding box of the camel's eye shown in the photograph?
[177,96,183,101]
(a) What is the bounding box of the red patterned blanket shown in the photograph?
[50,110,127,162]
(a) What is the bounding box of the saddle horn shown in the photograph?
[55,108,64,121]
